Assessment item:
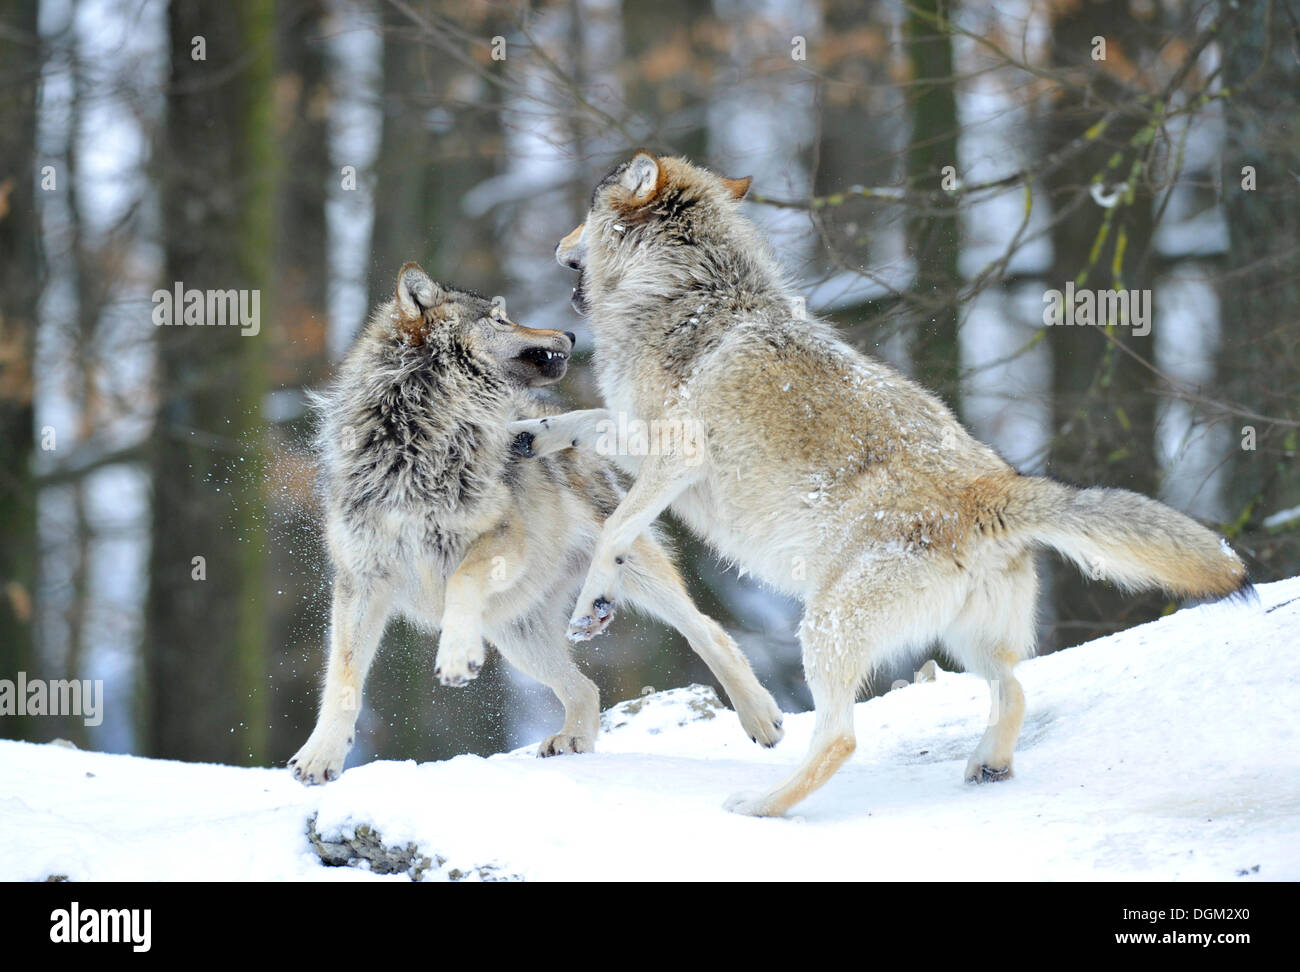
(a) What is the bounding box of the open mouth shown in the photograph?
[518,344,570,382]
[520,347,568,367]
[570,272,590,315]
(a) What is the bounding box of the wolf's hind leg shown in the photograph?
[488,613,600,756]
[726,566,945,816]
[943,558,1035,783]
[725,648,858,817]
[620,535,784,747]
[290,574,393,784]
[963,668,1025,783]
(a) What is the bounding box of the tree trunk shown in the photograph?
[904,0,961,409]
[143,0,273,764]
[1044,0,1162,651]
[1218,0,1300,580]
[0,0,41,740]
[269,0,331,764]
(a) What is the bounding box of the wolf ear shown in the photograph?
[395,262,442,319]
[618,151,663,203]
[722,175,752,200]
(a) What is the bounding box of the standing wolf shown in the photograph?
[513,152,1251,817]
[289,262,782,784]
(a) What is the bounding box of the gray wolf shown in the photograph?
[289,262,783,783]
[512,152,1251,816]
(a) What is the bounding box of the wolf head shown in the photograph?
[556,152,765,316]
[392,262,575,387]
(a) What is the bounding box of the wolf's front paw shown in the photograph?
[289,729,353,785]
[435,624,486,686]
[536,732,595,757]
[510,430,536,457]
[567,596,615,642]
[737,692,785,748]
[723,790,783,817]
[507,417,573,458]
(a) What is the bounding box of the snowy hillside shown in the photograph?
[4,577,1298,882]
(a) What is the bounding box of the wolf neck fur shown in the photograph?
[326,315,512,521]
[587,233,789,381]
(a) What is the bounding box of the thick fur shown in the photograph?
[517,152,1250,815]
[289,262,783,784]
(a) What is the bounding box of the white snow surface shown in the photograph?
[4,577,1298,882]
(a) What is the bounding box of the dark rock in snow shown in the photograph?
[306,814,520,882]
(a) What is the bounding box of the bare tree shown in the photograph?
[0,0,41,739]
[905,0,961,406]
[143,0,274,764]
[1218,0,1300,580]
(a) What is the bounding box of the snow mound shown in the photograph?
[600,683,728,737]
[3,577,1298,881]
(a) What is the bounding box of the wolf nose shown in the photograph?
[564,331,576,348]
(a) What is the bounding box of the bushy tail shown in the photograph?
[1006,476,1250,601]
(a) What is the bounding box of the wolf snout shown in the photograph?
[556,223,586,269]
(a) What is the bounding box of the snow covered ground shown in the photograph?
[4,577,1298,882]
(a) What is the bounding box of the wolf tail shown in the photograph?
[1003,476,1251,601]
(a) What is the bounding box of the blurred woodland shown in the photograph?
[0,0,1296,766]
